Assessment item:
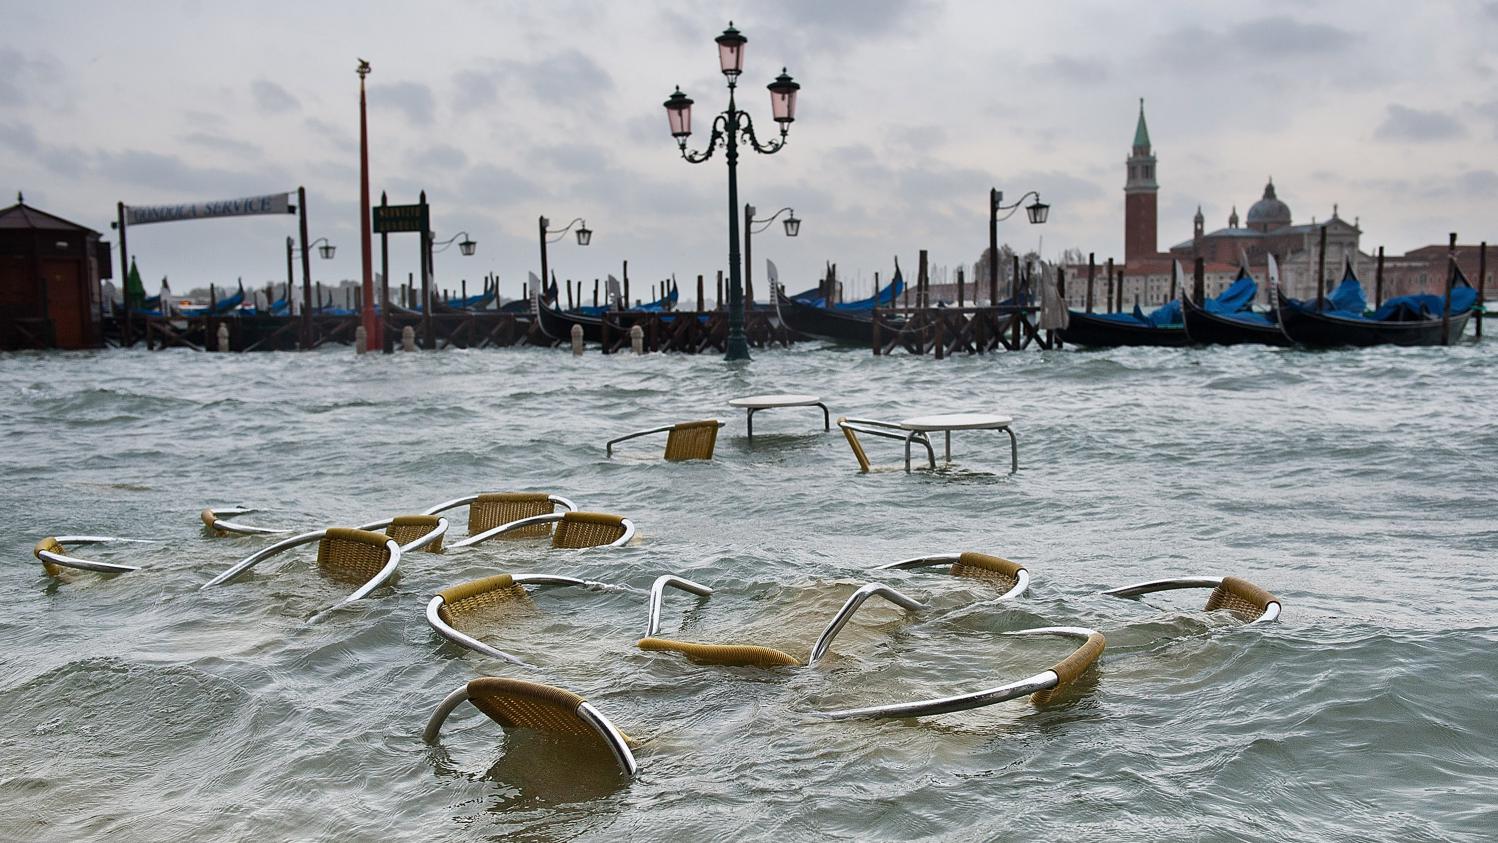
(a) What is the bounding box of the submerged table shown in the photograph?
[728,393,830,440]
[897,412,1017,473]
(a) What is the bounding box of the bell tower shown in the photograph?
[1124,98,1158,264]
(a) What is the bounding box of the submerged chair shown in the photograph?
[1103,575,1281,624]
[447,510,636,550]
[637,575,924,668]
[426,572,618,666]
[424,677,637,776]
[422,492,577,545]
[200,506,292,536]
[606,419,724,461]
[836,417,935,472]
[880,552,1031,601]
[819,626,1106,720]
[33,535,154,576]
[201,516,447,621]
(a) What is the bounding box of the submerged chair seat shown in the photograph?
[1103,575,1281,624]
[447,510,636,550]
[33,536,154,576]
[201,516,447,621]
[836,416,935,472]
[881,552,1031,601]
[820,626,1106,720]
[636,575,924,668]
[606,419,724,461]
[424,677,637,776]
[422,492,577,545]
[426,572,618,666]
[200,506,292,536]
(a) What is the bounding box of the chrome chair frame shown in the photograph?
[837,417,937,470]
[200,506,292,536]
[448,512,636,550]
[425,574,618,667]
[1103,576,1282,624]
[881,554,1030,601]
[820,626,1102,720]
[355,515,453,552]
[644,575,924,666]
[34,536,154,574]
[201,520,445,621]
[422,682,637,776]
[605,421,725,457]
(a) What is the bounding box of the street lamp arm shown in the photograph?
[679,113,730,164]
[739,110,786,155]
[994,190,1043,222]
[544,218,587,243]
[749,206,796,233]
[431,230,473,253]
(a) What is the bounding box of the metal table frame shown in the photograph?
[728,395,831,441]
[898,417,1018,473]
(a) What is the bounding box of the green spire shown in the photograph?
[125,257,145,305]
[1133,97,1150,150]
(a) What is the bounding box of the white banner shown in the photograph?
[125,192,291,226]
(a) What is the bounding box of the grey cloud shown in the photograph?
[183,132,262,159]
[0,47,63,107]
[453,50,614,112]
[887,124,947,151]
[1231,16,1354,56]
[0,121,39,154]
[459,164,538,206]
[1461,169,1498,196]
[381,81,436,125]
[96,149,291,196]
[304,117,345,146]
[412,143,468,171]
[1375,104,1465,142]
[534,142,610,172]
[251,79,300,114]
[1034,55,1109,85]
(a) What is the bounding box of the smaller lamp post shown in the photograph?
[427,230,477,306]
[538,216,592,303]
[988,188,1049,304]
[743,205,799,305]
[285,236,335,313]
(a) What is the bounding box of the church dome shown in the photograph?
[1246,179,1291,230]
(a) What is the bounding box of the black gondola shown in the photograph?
[1276,289,1473,347]
[774,289,896,345]
[1057,310,1189,347]
[1181,293,1289,346]
[1275,259,1477,348]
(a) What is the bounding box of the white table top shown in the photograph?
[728,393,822,409]
[898,412,1012,431]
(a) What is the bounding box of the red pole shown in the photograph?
[357,60,378,350]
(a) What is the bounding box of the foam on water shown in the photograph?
[1,339,1496,841]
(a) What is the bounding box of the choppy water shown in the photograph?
[2,337,1496,842]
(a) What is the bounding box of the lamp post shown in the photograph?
[427,231,477,307]
[357,58,378,351]
[538,216,592,302]
[285,236,335,313]
[743,205,798,305]
[987,188,1049,304]
[665,22,801,361]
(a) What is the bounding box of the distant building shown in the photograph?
[0,195,109,349]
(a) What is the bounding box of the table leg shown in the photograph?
[1004,427,1018,473]
[816,402,830,431]
[904,430,918,472]
[746,408,755,441]
[944,430,951,462]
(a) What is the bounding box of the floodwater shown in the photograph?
[1,335,1495,841]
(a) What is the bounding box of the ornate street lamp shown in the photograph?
[743,205,798,305]
[538,216,592,300]
[665,22,801,361]
[988,188,1049,304]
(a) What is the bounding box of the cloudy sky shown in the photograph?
[4,1,1495,301]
